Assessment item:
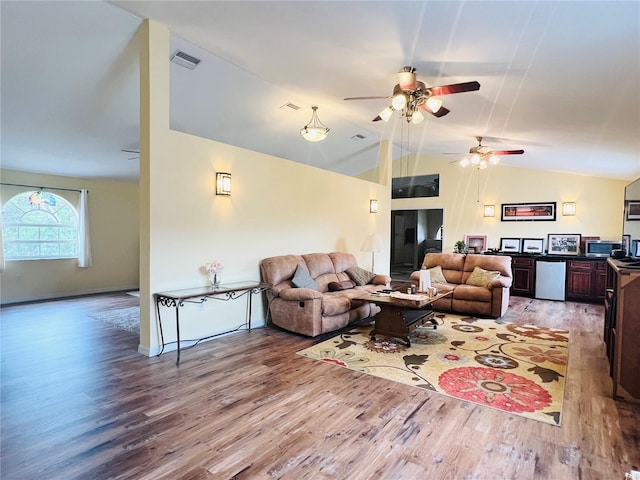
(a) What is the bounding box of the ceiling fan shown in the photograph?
[459,136,524,169]
[344,66,480,124]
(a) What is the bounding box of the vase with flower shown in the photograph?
[205,261,224,288]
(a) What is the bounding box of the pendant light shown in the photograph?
[300,106,330,142]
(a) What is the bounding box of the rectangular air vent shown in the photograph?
[170,50,201,70]
[351,134,366,141]
[280,102,301,111]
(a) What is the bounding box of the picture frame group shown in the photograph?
[498,235,582,255]
[499,237,545,254]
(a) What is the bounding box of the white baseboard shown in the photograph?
[1,285,140,306]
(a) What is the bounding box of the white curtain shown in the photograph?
[78,189,92,268]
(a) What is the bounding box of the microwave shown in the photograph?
[585,239,623,257]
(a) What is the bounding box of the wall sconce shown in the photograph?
[484,204,495,217]
[370,199,378,213]
[216,172,232,196]
[562,202,576,216]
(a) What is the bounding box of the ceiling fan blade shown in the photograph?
[428,81,481,96]
[493,149,525,155]
[418,103,450,117]
[344,96,389,101]
[430,106,450,118]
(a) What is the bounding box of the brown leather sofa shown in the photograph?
[410,253,513,318]
[260,252,391,337]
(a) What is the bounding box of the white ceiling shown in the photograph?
[2,1,639,183]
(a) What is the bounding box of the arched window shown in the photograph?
[2,191,79,260]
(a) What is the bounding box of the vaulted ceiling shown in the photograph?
[2,1,639,183]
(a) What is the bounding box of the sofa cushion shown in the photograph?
[421,253,466,284]
[346,266,376,286]
[328,252,358,274]
[463,254,512,278]
[328,280,356,291]
[292,265,319,290]
[453,284,493,302]
[466,266,501,287]
[428,265,448,284]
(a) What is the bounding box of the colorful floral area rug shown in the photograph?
[297,314,569,426]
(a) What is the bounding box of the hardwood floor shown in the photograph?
[1,293,639,479]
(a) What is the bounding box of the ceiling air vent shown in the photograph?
[170,50,201,70]
[280,102,301,111]
[351,134,366,141]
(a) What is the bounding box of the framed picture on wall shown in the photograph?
[392,174,440,199]
[501,202,556,221]
[521,238,544,254]
[626,201,640,220]
[465,234,487,253]
[547,233,581,256]
[499,237,521,253]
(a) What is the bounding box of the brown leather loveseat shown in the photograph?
[260,252,391,337]
[410,253,513,318]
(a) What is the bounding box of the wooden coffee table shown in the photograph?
[358,290,453,347]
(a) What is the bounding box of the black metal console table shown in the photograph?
[154,280,270,364]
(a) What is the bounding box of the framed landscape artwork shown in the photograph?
[521,238,544,254]
[501,202,556,221]
[500,237,521,253]
[465,235,487,253]
[547,233,581,256]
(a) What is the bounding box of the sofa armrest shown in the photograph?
[278,288,324,300]
[371,274,391,286]
[488,277,513,289]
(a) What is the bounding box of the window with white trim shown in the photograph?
[2,191,79,260]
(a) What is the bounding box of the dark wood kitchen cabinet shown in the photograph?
[565,258,606,302]
[605,258,640,403]
[510,256,535,297]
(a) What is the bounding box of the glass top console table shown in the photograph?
[154,281,270,364]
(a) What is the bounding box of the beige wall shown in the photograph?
[138,20,390,356]
[392,154,627,252]
[0,169,139,303]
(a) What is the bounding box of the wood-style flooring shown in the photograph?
[1,293,639,479]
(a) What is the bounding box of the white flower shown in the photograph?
[205,261,224,274]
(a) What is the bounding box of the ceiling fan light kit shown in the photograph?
[378,106,394,122]
[410,109,424,125]
[345,65,480,124]
[300,106,330,142]
[459,137,523,169]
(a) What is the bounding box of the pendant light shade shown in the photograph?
[300,106,330,142]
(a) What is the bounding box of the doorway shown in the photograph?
[390,209,443,279]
